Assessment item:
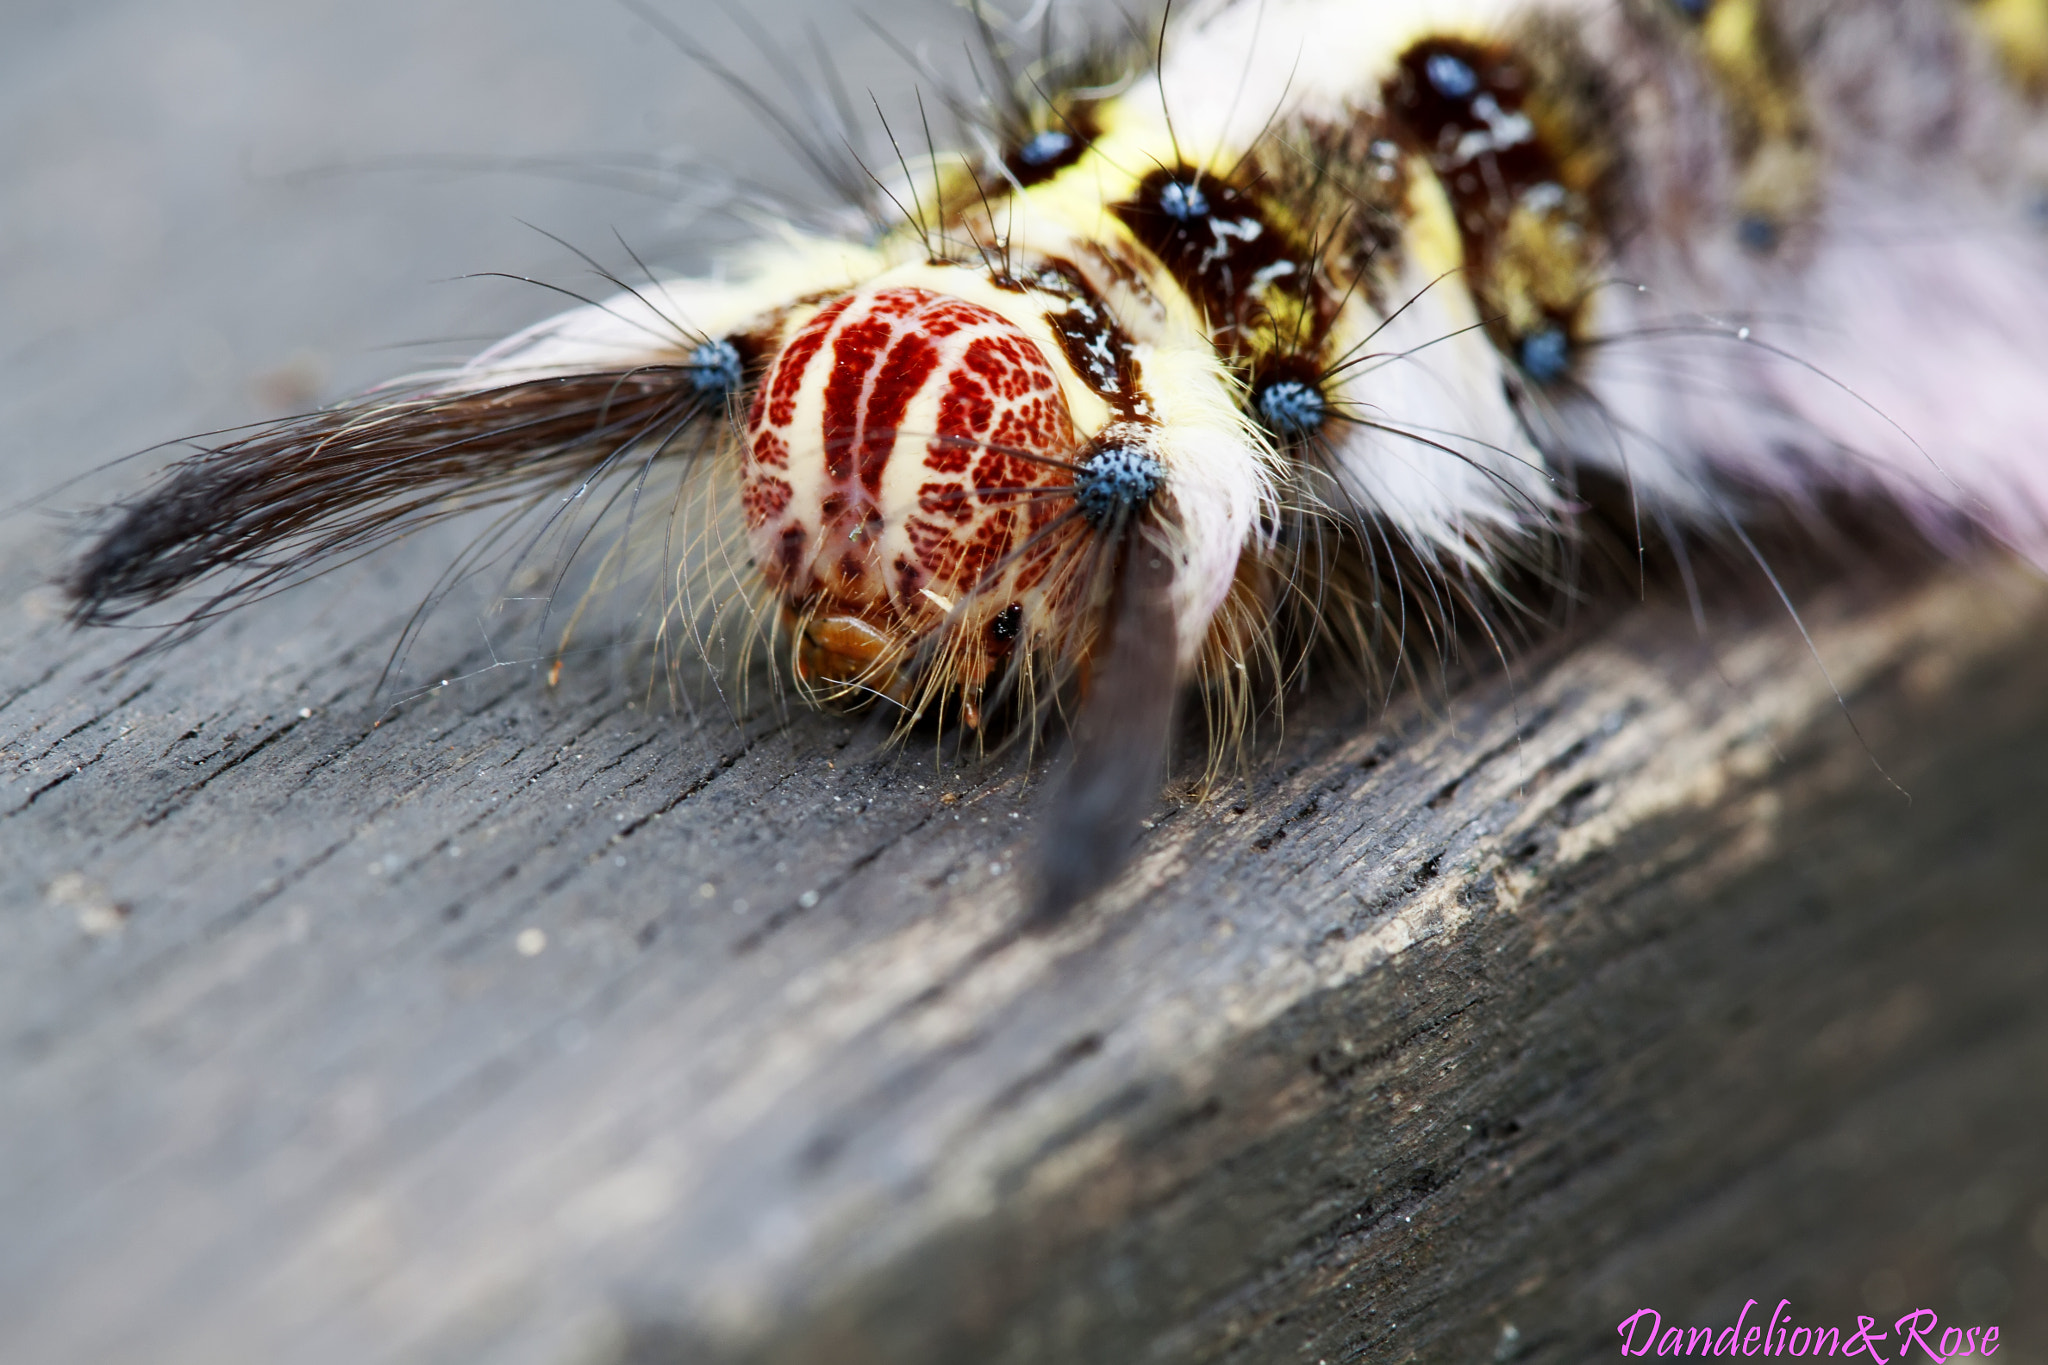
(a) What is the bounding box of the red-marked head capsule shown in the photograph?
[741,272,1090,720]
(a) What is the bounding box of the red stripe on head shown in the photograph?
[821,311,893,482]
[742,277,1089,706]
[765,295,851,428]
[859,332,939,494]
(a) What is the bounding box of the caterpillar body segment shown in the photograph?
[63,0,2048,911]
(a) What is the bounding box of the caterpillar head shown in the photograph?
[739,262,1179,729]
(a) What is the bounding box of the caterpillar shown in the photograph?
[62,0,2048,915]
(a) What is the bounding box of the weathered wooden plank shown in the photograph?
[4,5,2046,1364]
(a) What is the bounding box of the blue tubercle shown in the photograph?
[1736,213,1781,255]
[1157,180,1210,221]
[687,338,743,395]
[1074,444,1166,525]
[1518,327,1572,385]
[1255,379,1327,437]
[1018,130,1074,167]
[1425,53,1479,100]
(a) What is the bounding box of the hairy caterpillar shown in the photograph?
[62,0,2048,915]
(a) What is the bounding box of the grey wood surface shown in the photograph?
[4,5,2047,1364]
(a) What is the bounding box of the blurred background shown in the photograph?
[0,0,940,513]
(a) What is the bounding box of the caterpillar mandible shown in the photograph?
[63,0,2048,914]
